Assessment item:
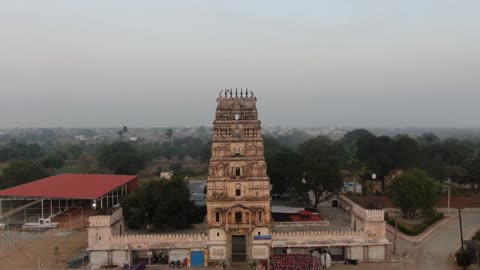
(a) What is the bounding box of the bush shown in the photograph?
[455,250,473,267]
[473,231,480,241]
[385,212,444,236]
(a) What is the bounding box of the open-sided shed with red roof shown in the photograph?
[0,174,137,220]
[0,174,137,200]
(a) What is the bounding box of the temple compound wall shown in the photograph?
[87,200,389,268]
[86,91,389,268]
[88,208,208,267]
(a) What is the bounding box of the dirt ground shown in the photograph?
[0,230,88,269]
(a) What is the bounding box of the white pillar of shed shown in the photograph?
[41,199,44,219]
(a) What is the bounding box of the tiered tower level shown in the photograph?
[207,89,271,230]
[206,89,272,263]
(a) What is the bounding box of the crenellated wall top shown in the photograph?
[110,233,207,245]
[89,208,123,227]
[272,230,369,240]
[365,209,385,221]
[338,195,384,222]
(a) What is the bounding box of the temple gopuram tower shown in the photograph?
[207,89,272,265]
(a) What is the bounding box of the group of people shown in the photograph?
[152,251,168,265]
[312,250,332,269]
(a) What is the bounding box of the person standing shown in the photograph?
[326,252,332,269]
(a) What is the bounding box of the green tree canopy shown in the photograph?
[264,136,303,194]
[165,129,174,143]
[41,153,66,173]
[341,129,373,153]
[295,136,346,208]
[0,160,50,188]
[98,142,146,175]
[388,169,441,218]
[0,142,44,162]
[122,178,204,229]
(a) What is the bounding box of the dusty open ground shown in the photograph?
[0,229,87,269]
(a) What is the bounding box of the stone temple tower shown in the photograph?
[207,89,272,265]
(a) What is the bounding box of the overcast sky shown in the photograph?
[1,1,479,128]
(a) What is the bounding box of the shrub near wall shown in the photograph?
[456,250,473,267]
[384,213,444,236]
[473,231,480,241]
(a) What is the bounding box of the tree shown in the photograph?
[356,135,395,182]
[122,178,204,229]
[165,129,174,143]
[341,129,373,153]
[391,135,419,169]
[117,130,124,140]
[417,133,440,145]
[26,143,43,159]
[346,158,367,195]
[170,163,183,174]
[264,136,303,194]
[80,153,101,174]
[66,144,83,160]
[0,161,50,188]
[41,153,66,174]
[98,142,146,175]
[295,136,345,208]
[0,142,44,161]
[469,156,480,191]
[123,126,128,135]
[198,140,212,163]
[388,169,441,218]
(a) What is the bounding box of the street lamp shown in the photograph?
[446,178,451,217]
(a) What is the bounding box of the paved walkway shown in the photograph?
[387,211,480,270]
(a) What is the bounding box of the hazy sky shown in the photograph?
[1,1,479,128]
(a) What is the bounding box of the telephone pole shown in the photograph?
[458,209,466,270]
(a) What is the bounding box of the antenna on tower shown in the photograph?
[240,88,243,98]
[224,89,228,98]
[230,89,233,98]
[245,90,249,98]
[235,89,238,98]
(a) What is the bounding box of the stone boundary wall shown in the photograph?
[273,230,369,241]
[338,195,384,222]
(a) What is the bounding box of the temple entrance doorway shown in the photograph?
[231,235,247,263]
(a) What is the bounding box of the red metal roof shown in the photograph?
[290,214,322,222]
[298,210,313,216]
[0,174,137,199]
